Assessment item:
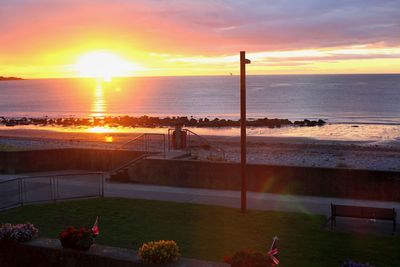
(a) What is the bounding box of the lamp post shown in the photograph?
[240,51,251,212]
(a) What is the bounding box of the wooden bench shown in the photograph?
[329,203,397,235]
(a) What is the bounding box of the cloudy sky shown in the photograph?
[1,0,399,77]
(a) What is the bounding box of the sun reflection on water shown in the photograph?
[91,81,107,117]
[87,126,115,133]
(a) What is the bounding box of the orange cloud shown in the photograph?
[1,0,399,77]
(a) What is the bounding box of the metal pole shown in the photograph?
[240,51,251,212]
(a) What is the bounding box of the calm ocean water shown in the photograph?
[0,74,399,125]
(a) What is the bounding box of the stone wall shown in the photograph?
[0,148,144,174]
[0,238,227,267]
[120,159,400,201]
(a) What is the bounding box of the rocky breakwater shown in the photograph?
[0,116,326,128]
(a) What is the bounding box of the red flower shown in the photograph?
[223,255,232,264]
[60,231,69,239]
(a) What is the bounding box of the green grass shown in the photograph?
[0,198,399,267]
[0,144,19,151]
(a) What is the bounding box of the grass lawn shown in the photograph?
[0,198,399,267]
[0,144,18,151]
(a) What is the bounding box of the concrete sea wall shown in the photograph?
[1,148,399,201]
[0,148,144,174]
[120,159,400,202]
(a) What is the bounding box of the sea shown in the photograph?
[1,74,400,143]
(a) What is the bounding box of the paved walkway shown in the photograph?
[3,171,400,217]
[105,182,400,216]
[105,182,400,235]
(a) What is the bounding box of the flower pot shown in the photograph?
[59,226,95,251]
[60,238,93,251]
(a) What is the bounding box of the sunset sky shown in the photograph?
[1,0,400,78]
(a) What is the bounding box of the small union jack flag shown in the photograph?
[92,216,99,236]
[267,236,279,266]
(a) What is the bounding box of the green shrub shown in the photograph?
[138,240,180,264]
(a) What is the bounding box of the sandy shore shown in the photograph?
[0,127,399,172]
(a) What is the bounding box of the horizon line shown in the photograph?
[14,72,400,80]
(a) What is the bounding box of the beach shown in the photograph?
[1,126,399,172]
[1,75,399,173]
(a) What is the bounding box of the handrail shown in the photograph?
[184,129,226,160]
[0,178,21,185]
[110,133,166,172]
[114,133,166,156]
[22,172,104,180]
[110,154,147,174]
[0,172,104,184]
[184,129,211,147]
[115,133,146,150]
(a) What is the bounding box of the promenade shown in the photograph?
[1,170,399,235]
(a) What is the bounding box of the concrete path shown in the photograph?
[105,182,400,216]
[2,170,400,217]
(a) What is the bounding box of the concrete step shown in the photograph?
[149,150,191,160]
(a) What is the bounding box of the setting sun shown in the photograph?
[75,51,139,81]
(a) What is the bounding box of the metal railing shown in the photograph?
[168,128,226,161]
[116,133,166,157]
[0,172,104,211]
[109,154,147,175]
[110,133,166,173]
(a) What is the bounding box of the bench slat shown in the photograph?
[333,204,395,220]
[330,203,396,234]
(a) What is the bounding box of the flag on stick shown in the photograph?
[268,236,279,266]
[92,216,99,236]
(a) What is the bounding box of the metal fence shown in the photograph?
[0,179,22,210]
[0,172,104,211]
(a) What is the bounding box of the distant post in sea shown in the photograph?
[240,51,251,212]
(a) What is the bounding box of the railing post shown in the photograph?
[101,173,105,197]
[18,178,23,206]
[54,176,58,201]
[163,134,166,158]
[187,129,191,147]
[167,129,171,152]
[111,149,116,171]
[22,178,26,205]
[51,176,55,202]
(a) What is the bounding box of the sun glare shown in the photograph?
[75,51,138,81]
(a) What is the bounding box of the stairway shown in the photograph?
[109,150,192,181]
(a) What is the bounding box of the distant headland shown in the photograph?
[0,76,24,81]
